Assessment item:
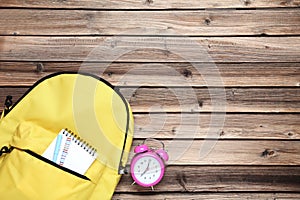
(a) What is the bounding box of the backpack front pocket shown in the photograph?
[0,122,105,199]
[0,147,96,200]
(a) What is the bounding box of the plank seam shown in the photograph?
[0,7,299,11]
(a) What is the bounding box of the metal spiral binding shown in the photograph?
[63,129,97,156]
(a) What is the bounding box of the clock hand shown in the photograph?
[143,164,164,175]
[140,161,150,177]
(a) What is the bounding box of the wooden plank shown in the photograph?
[134,113,300,139]
[1,36,300,62]
[0,87,299,113]
[1,9,300,36]
[113,193,300,199]
[0,62,299,87]
[127,140,300,165]
[0,86,299,138]
[1,0,300,9]
[120,87,300,113]
[115,166,300,192]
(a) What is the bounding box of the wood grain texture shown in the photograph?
[115,166,300,192]
[127,140,300,165]
[1,36,300,62]
[1,9,300,36]
[0,2,299,198]
[120,87,300,113]
[113,193,300,199]
[1,0,300,9]
[134,113,300,139]
[0,62,299,87]
[1,87,299,113]
[0,87,299,138]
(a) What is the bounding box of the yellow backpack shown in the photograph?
[0,72,134,199]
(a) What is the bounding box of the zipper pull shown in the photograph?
[4,95,13,112]
[0,146,14,157]
[5,95,13,107]
[118,164,130,175]
[1,96,13,118]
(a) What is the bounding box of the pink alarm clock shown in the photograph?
[130,138,169,189]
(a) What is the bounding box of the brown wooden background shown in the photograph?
[0,0,300,199]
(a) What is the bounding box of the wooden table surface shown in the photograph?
[0,0,300,199]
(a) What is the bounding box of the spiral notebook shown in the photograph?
[42,129,97,175]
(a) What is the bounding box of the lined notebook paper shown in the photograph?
[42,129,97,175]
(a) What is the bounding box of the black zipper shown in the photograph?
[22,149,90,181]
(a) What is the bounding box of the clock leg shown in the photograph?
[151,186,154,191]
[131,181,136,185]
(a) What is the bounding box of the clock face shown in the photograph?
[131,153,165,187]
